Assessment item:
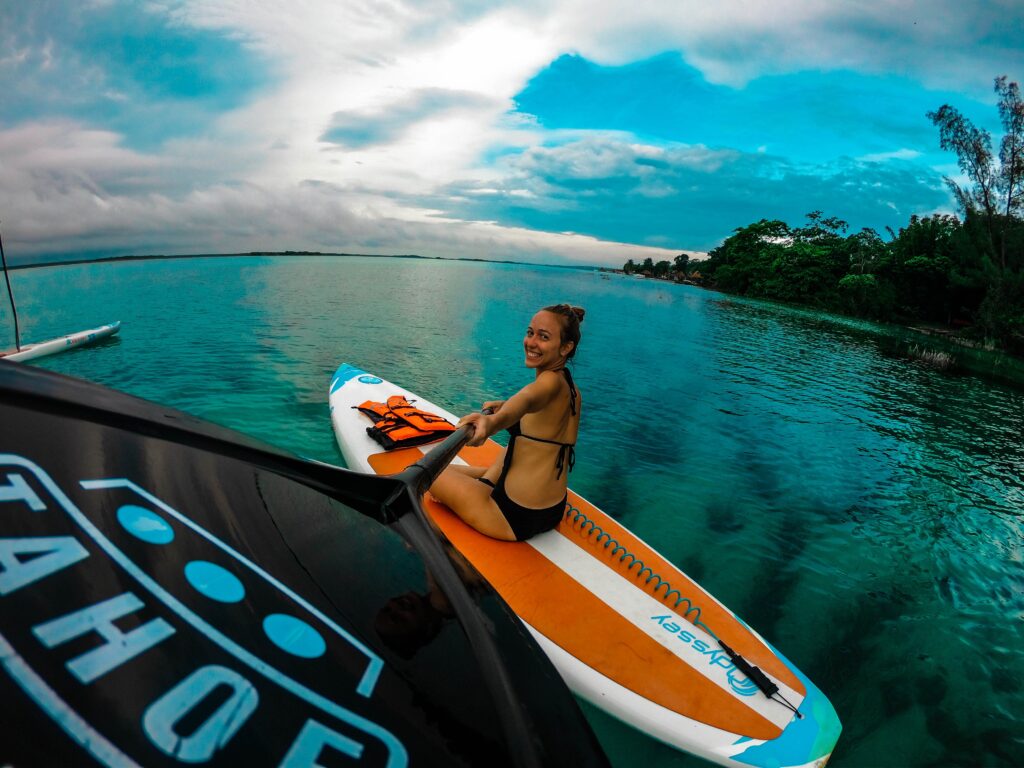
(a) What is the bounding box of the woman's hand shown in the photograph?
[458,412,492,447]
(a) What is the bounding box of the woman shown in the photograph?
[429,303,584,541]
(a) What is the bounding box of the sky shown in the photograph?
[1,0,1022,267]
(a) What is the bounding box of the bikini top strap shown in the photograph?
[514,430,576,478]
[560,367,577,416]
[517,432,572,447]
[557,443,575,478]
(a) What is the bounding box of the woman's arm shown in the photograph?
[460,373,562,446]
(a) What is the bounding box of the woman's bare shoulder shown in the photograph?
[536,369,571,394]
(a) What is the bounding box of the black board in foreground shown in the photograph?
[0,360,608,767]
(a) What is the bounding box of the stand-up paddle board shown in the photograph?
[0,321,120,362]
[329,363,841,768]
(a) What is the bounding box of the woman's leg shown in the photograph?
[446,450,505,485]
[429,467,516,541]
[447,464,487,479]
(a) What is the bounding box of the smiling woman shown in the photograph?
[429,303,585,541]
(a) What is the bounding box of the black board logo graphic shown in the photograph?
[0,454,407,766]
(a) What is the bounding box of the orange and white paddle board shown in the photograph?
[329,363,841,768]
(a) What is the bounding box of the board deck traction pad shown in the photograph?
[329,363,841,768]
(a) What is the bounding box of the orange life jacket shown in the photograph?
[355,395,455,450]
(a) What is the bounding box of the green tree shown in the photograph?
[928,76,1024,270]
[846,228,886,275]
[704,219,790,294]
[874,214,989,323]
[623,258,636,274]
[929,77,1024,344]
[654,260,671,278]
[642,257,655,274]
[793,211,848,245]
[673,253,690,276]
[838,273,895,318]
[761,240,843,307]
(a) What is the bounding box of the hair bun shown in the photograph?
[571,306,585,323]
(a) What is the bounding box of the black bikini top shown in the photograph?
[508,368,577,478]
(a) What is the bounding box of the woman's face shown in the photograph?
[524,311,572,370]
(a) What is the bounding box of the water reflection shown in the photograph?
[376,584,452,659]
[376,532,486,660]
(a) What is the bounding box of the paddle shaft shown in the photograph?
[391,408,545,768]
[396,407,492,496]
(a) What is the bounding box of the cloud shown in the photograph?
[540,0,1024,92]
[430,137,951,249]
[159,0,1024,107]
[858,149,923,163]
[0,0,270,149]
[0,121,676,267]
[321,88,498,147]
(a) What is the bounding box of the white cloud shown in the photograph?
[858,148,923,163]
[541,0,1022,90]
[0,120,675,266]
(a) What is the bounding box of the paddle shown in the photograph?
[385,417,550,767]
[392,406,494,497]
[380,408,552,762]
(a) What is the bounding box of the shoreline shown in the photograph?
[8,251,598,273]
[648,274,1024,389]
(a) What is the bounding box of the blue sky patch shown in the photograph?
[513,54,999,166]
[388,51,1006,249]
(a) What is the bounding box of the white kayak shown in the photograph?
[329,362,841,768]
[1,321,121,362]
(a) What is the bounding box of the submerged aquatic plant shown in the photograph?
[909,344,956,369]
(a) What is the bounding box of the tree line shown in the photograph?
[621,253,693,280]
[624,77,1024,354]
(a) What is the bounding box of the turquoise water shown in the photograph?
[5,255,1023,766]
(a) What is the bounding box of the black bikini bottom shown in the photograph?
[478,478,565,541]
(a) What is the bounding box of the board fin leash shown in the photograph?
[718,640,802,718]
